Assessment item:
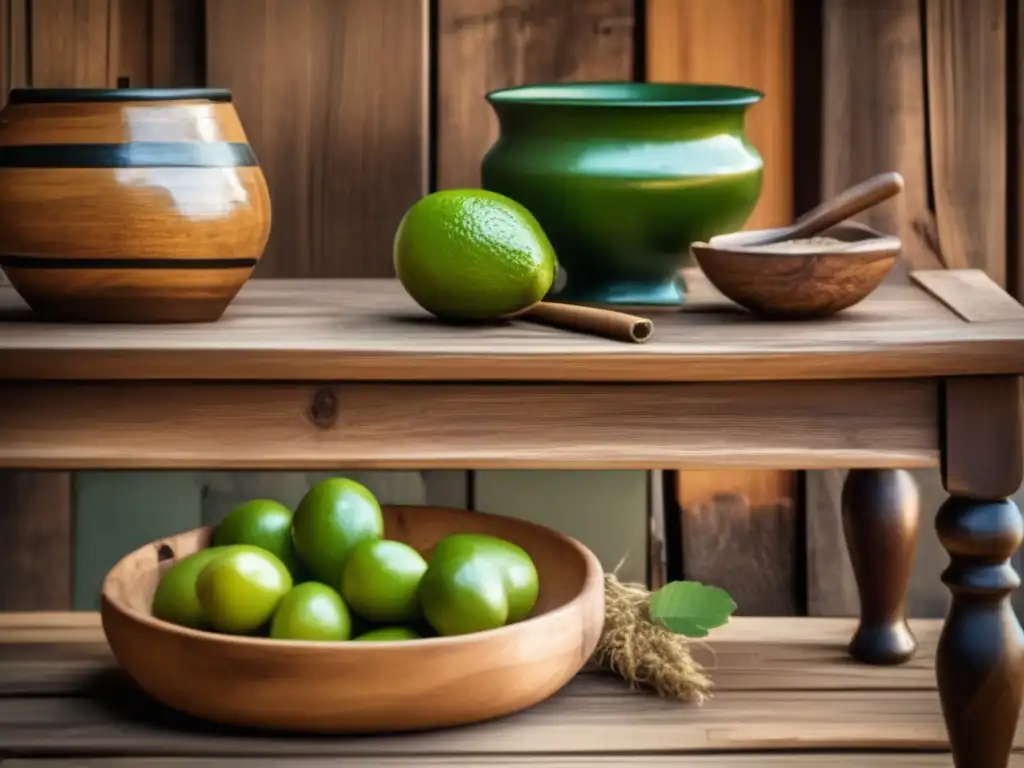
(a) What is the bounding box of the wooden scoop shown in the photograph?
[718,172,905,248]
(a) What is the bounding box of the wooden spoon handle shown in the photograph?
[789,171,905,239]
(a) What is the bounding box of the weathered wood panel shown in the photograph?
[8,614,1024,757]
[1015,0,1024,302]
[436,0,649,584]
[678,471,801,615]
[806,0,1013,619]
[646,0,792,231]
[0,473,71,609]
[206,0,428,279]
[646,0,799,612]
[115,0,204,88]
[436,0,635,190]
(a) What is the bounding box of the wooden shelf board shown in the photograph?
[1,613,1020,763]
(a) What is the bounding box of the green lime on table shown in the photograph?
[291,478,384,585]
[393,189,558,321]
[269,582,352,642]
[353,626,421,642]
[212,499,299,576]
[340,539,428,623]
[151,546,232,629]
[195,548,293,635]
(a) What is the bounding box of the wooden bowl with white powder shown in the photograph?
[690,221,901,319]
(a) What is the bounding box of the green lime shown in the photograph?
[353,626,421,642]
[152,546,232,629]
[269,582,352,642]
[393,189,557,321]
[418,549,508,637]
[418,534,540,637]
[212,499,300,576]
[340,539,427,623]
[195,548,293,635]
[440,533,539,622]
[292,478,384,584]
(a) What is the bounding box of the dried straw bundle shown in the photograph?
[590,572,713,704]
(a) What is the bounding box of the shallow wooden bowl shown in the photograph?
[0,87,271,323]
[100,505,604,734]
[690,222,901,318]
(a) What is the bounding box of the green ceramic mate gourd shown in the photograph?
[481,82,764,306]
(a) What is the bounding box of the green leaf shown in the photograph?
[648,581,737,638]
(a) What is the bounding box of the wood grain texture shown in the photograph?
[0,0,21,295]
[680,492,799,616]
[806,470,858,616]
[645,0,792,231]
[114,0,204,89]
[0,379,940,470]
[943,376,1024,501]
[436,0,634,190]
[0,474,70,610]
[2,274,1024,383]
[819,0,937,272]
[7,614,1024,757]
[924,0,1007,280]
[0,613,968,691]
[913,270,1024,322]
[29,0,117,88]
[206,0,428,277]
[1016,0,1024,302]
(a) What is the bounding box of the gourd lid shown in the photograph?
[7,88,233,104]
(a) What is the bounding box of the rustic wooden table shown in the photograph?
[1,268,1023,767]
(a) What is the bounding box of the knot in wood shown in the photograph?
[309,388,338,429]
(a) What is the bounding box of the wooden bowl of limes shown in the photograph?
[100,504,604,734]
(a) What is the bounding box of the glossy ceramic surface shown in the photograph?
[481,82,764,306]
[0,88,271,323]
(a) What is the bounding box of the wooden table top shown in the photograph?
[2,268,1024,382]
[5,612,1024,765]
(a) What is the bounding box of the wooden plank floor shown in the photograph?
[2,614,1024,767]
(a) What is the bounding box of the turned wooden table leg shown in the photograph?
[841,468,920,664]
[937,376,1024,768]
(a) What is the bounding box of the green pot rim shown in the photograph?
[485,81,764,109]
